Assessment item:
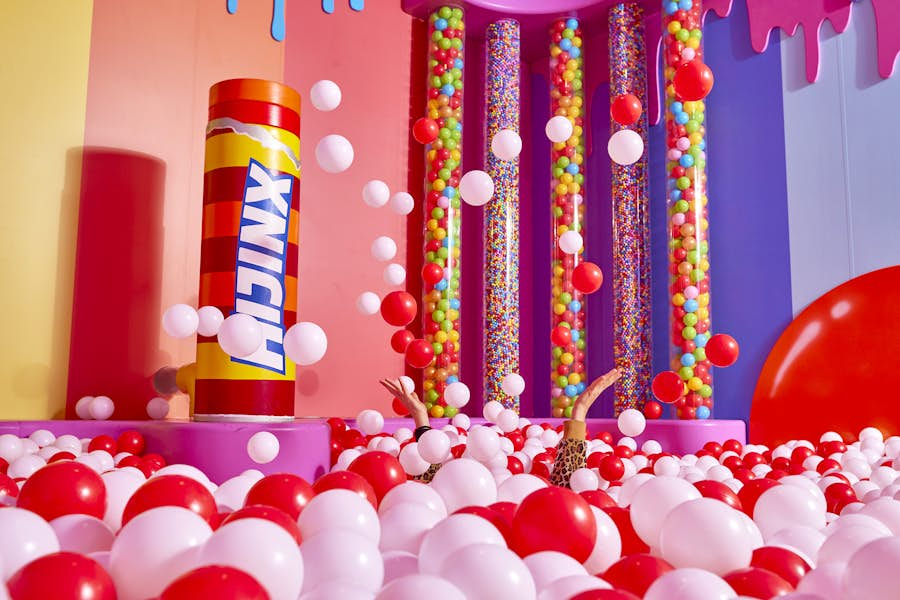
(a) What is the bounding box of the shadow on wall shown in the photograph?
[65,148,167,420]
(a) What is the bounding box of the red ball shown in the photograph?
[705,334,740,367]
[116,430,145,455]
[455,505,513,546]
[673,59,715,101]
[489,501,517,531]
[824,482,857,513]
[220,504,302,544]
[643,401,663,420]
[160,565,269,600]
[610,93,643,126]
[412,117,440,144]
[380,291,418,327]
[738,478,780,517]
[347,451,406,504]
[551,325,573,346]
[6,552,116,600]
[723,567,794,598]
[511,487,597,562]
[751,546,811,588]
[507,455,524,474]
[580,489,617,510]
[405,339,435,369]
[392,397,409,416]
[0,472,18,500]
[571,590,641,600]
[88,435,117,454]
[693,480,743,511]
[602,554,674,596]
[573,262,604,294]
[602,507,650,556]
[652,371,685,403]
[312,470,378,508]
[122,474,216,526]
[390,329,415,354]
[17,462,106,521]
[244,473,315,520]
[422,262,444,285]
[599,455,625,482]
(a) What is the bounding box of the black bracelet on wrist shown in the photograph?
[414,425,432,441]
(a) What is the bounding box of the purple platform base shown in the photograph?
[0,418,744,484]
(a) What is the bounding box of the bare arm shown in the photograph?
[379,378,430,429]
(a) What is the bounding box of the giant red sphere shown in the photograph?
[380,291,418,327]
[347,451,406,504]
[244,473,315,520]
[511,486,597,562]
[6,552,117,600]
[610,93,643,126]
[651,371,685,403]
[17,462,106,521]
[573,262,604,294]
[673,59,715,101]
[160,565,270,600]
[412,117,440,144]
[405,339,435,369]
[122,474,216,526]
[706,333,740,367]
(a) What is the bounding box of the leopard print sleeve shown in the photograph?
[549,437,588,488]
[414,462,442,483]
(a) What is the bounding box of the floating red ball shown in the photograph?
[17,461,106,521]
[573,262,604,294]
[706,333,740,367]
[652,371,685,403]
[673,59,715,101]
[413,117,440,144]
[405,339,435,369]
[611,93,643,126]
[380,291,418,327]
[390,329,415,354]
[643,400,663,420]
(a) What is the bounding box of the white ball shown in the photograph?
[89,396,115,420]
[569,468,600,493]
[545,115,574,143]
[418,430,451,464]
[247,432,280,464]
[496,409,520,433]
[146,397,170,420]
[398,443,431,476]
[357,409,385,436]
[501,373,526,397]
[399,376,416,394]
[445,382,471,408]
[8,454,46,479]
[284,322,328,366]
[362,180,390,208]
[384,263,407,286]
[196,306,225,337]
[618,409,647,438]
[458,170,494,207]
[356,292,381,315]
[28,429,55,448]
[659,498,754,575]
[75,396,94,420]
[558,230,584,255]
[315,134,354,173]
[371,236,398,261]
[482,401,504,423]
[310,80,342,111]
[451,413,471,430]
[162,304,199,338]
[490,129,522,160]
[389,191,415,215]
[218,313,264,357]
[607,129,645,166]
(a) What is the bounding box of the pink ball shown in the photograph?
[671,213,686,226]
[162,304,199,339]
[246,431,280,464]
[356,409,384,436]
[196,306,224,337]
[684,285,699,299]
[89,396,115,420]
[676,137,691,151]
[667,148,683,161]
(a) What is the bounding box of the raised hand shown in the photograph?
[379,378,429,428]
[572,368,621,421]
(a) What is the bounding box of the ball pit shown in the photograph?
[1,417,898,598]
[663,0,714,419]
[548,17,588,419]
[418,6,465,416]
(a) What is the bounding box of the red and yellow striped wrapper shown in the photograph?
[194,78,301,421]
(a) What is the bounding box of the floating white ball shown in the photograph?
[356,292,381,315]
[444,382,471,408]
[482,401,504,423]
[618,409,646,438]
[458,170,494,207]
[247,431,280,464]
[558,230,584,255]
[362,180,390,208]
[384,263,407,286]
[490,129,522,160]
[501,373,526,397]
[315,134,354,173]
[284,322,328,366]
[162,304,199,338]
[371,236,398,262]
[545,116,574,143]
[389,192,415,215]
[608,129,645,166]
[196,306,224,337]
[218,313,264,357]
[309,80,342,112]
[356,409,385,436]
[495,409,520,433]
